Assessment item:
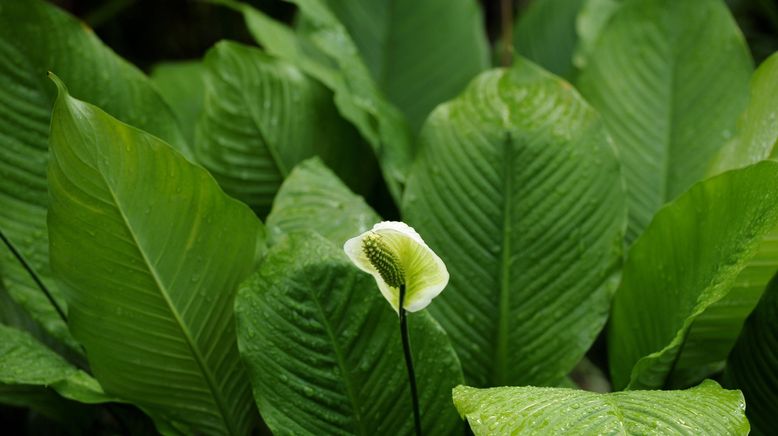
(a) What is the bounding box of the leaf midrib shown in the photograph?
[494,132,514,386]
[308,273,367,435]
[101,175,237,435]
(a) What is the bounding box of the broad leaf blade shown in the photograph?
[236,232,464,435]
[514,0,585,79]
[195,40,373,216]
[322,0,488,131]
[47,77,260,435]
[453,380,749,435]
[709,52,778,175]
[402,60,626,387]
[266,158,379,246]
[151,60,207,146]
[577,0,753,242]
[0,324,108,404]
[725,272,778,434]
[229,0,412,203]
[608,161,778,390]
[669,53,778,388]
[0,0,187,349]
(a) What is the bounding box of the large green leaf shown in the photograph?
[0,324,108,404]
[725,272,778,435]
[608,161,778,390]
[320,0,488,131]
[151,60,207,146]
[0,0,187,350]
[453,380,749,435]
[235,232,464,435]
[228,0,412,203]
[402,59,625,387]
[666,52,778,387]
[709,52,778,175]
[514,0,586,79]
[577,0,753,242]
[47,76,261,435]
[265,158,380,247]
[195,40,373,216]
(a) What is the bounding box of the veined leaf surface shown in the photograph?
[453,380,749,435]
[235,232,464,435]
[321,0,488,131]
[402,59,626,387]
[195,41,372,216]
[47,76,260,435]
[577,0,753,241]
[0,0,186,350]
[609,161,778,390]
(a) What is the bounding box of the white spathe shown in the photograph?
[344,221,449,314]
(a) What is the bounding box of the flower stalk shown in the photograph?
[399,283,422,436]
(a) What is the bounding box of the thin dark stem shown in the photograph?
[399,284,422,436]
[0,229,68,324]
[500,0,514,66]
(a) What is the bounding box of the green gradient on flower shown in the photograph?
[344,221,449,313]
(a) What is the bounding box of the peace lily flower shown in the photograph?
[343,221,449,314]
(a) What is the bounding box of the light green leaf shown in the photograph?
[47,76,261,435]
[709,52,778,175]
[320,0,488,131]
[577,0,753,242]
[266,158,380,246]
[402,59,625,387]
[453,380,749,435]
[667,52,778,388]
[0,0,187,350]
[608,160,778,390]
[724,272,778,435]
[0,324,109,404]
[195,40,373,216]
[227,0,412,203]
[235,232,464,435]
[151,60,207,146]
[514,0,585,79]
[573,0,622,69]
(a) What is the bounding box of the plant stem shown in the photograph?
[399,284,422,436]
[0,229,68,323]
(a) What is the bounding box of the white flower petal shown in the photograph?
[343,221,449,314]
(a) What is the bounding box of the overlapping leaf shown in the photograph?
[235,232,464,435]
[514,0,585,79]
[195,40,373,216]
[724,272,778,435]
[0,0,186,349]
[320,0,488,131]
[577,0,753,241]
[47,77,260,435]
[402,59,625,387]
[265,158,380,246]
[609,161,778,390]
[151,60,207,146]
[227,0,412,203]
[453,380,749,435]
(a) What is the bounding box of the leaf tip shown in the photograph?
[47,71,69,96]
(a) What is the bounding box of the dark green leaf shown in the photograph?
[608,161,778,390]
[195,40,374,216]
[47,76,260,435]
[514,0,586,79]
[0,0,187,350]
[235,232,464,435]
[321,0,489,131]
[227,0,412,203]
[725,271,778,434]
[266,158,380,247]
[151,60,207,146]
[577,0,753,241]
[402,59,625,387]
